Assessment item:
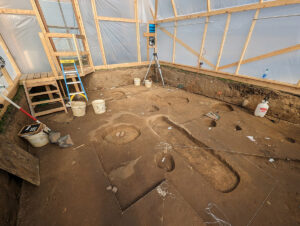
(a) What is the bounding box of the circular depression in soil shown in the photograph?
[102,125,141,145]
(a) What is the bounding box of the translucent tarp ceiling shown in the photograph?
[0,0,32,10]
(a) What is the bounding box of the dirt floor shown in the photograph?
[14,72,300,226]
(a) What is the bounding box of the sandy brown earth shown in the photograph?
[16,78,300,226]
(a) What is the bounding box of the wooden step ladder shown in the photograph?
[23,78,67,117]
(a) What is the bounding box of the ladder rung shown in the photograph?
[69,92,84,96]
[29,90,58,97]
[32,98,63,106]
[67,81,81,85]
[64,70,77,74]
[35,107,66,117]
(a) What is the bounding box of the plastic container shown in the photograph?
[145,80,152,88]
[92,99,106,114]
[134,78,141,86]
[254,100,269,117]
[71,101,86,117]
[19,124,49,148]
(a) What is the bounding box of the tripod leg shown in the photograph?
[143,54,154,83]
[155,56,165,86]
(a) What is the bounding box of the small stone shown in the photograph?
[119,131,125,137]
[106,185,112,191]
[168,127,172,130]
[267,201,271,205]
[63,208,67,213]
[242,99,249,107]
[112,186,118,193]
[58,135,74,148]
[49,132,61,144]
[269,158,275,163]
[116,132,120,137]
[72,161,76,165]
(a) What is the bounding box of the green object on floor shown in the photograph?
[177,84,184,89]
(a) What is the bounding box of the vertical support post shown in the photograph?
[171,0,177,63]
[236,9,260,74]
[216,13,231,70]
[91,0,107,65]
[198,17,209,66]
[38,32,58,77]
[71,0,94,69]
[135,0,141,62]
[0,34,21,76]
[1,68,14,86]
[155,0,158,20]
[72,34,84,76]
[147,23,150,61]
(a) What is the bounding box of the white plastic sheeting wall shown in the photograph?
[0,14,51,74]
[156,2,300,84]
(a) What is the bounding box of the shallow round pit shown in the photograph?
[156,153,175,172]
[102,125,141,145]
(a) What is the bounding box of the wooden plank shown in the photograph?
[155,0,158,20]
[147,24,150,61]
[0,139,40,186]
[32,98,62,106]
[171,0,177,63]
[72,34,84,75]
[198,17,209,66]
[39,33,58,77]
[207,0,211,12]
[160,61,300,95]
[53,51,89,57]
[235,9,260,74]
[0,8,35,15]
[91,0,107,65]
[47,25,79,30]
[94,61,150,70]
[144,32,155,37]
[219,43,300,70]
[29,90,58,97]
[72,0,94,69]
[0,34,21,76]
[46,33,84,39]
[1,67,13,86]
[135,0,141,62]
[97,16,136,23]
[34,106,66,117]
[158,26,215,68]
[216,13,231,70]
[45,85,54,100]
[156,0,300,23]
[23,81,36,116]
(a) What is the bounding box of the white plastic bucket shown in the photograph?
[145,80,152,88]
[23,130,49,148]
[92,99,106,114]
[134,78,141,86]
[71,101,86,117]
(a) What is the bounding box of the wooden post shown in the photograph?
[135,0,141,62]
[72,34,84,75]
[1,68,13,86]
[0,34,21,76]
[71,0,95,69]
[216,13,231,70]
[155,0,158,20]
[198,17,209,66]
[91,0,107,65]
[147,23,150,61]
[235,9,260,74]
[38,32,58,77]
[171,0,178,63]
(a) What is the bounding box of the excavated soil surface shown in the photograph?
[15,76,300,226]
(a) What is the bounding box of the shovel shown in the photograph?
[0,91,73,148]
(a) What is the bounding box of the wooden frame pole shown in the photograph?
[216,13,231,70]
[235,9,260,74]
[198,17,209,66]
[135,0,141,62]
[0,34,21,76]
[91,0,107,65]
[171,0,178,63]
